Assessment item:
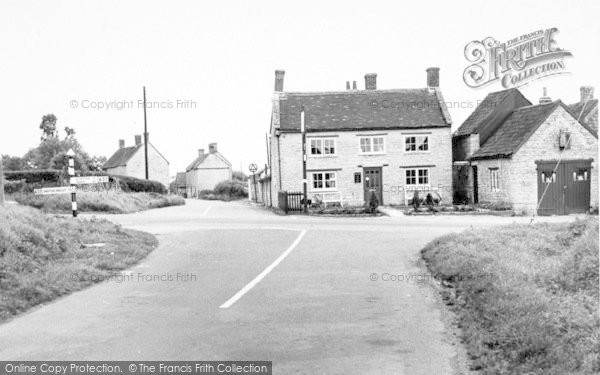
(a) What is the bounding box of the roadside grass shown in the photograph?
[421,217,599,375]
[13,191,185,214]
[0,205,158,323]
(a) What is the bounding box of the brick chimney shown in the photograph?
[581,86,594,101]
[364,73,377,90]
[119,139,125,149]
[274,70,285,92]
[209,143,217,154]
[135,135,142,146]
[539,87,552,104]
[426,67,440,88]
[198,149,204,157]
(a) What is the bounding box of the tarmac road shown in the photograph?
[0,200,577,374]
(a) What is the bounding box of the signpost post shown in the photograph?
[249,163,258,202]
[67,149,77,217]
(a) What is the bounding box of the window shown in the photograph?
[558,130,571,150]
[405,136,429,152]
[359,136,385,154]
[573,169,588,181]
[310,138,336,155]
[490,169,500,192]
[354,172,362,183]
[312,172,337,190]
[405,168,429,186]
[541,171,556,183]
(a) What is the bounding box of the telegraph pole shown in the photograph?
[301,106,307,213]
[143,86,149,180]
[0,156,5,207]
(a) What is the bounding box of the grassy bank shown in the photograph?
[421,218,599,375]
[0,205,158,323]
[13,191,185,214]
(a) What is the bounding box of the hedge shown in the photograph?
[3,169,166,194]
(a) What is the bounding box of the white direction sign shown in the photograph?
[34,186,76,195]
[70,176,109,185]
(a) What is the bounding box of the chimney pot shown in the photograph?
[209,143,217,153]
[274,70,285,92]
[426,67,440,88]
[364,73,377,90]
[539,87,552,104]
[119,139,125,149]
[198,149,205,157]
[346,81,350,90]
[135,135,142,146]
[352,80,357,90]
[581,86,594,101]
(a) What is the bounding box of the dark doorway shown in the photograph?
[472,166,479,204]
[363,167,383,205]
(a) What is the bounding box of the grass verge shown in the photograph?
[0,205,158,323]
[421,218,599,375]
[13,191,185,214]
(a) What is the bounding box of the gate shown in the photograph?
[536,159,592,215]
[278,191,304,214]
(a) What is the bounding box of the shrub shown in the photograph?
[110,175,167,194]
[232,171,248,182]
[3,179,27,194]
[4,169,64,184]
[212,179,248,200]
[367,191,379,213]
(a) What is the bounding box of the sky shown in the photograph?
[1,0,598,179]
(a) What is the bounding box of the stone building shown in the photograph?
[103,134,170,187]
[453,88,598,215]
[266,68,453,208]
[185,143,232,197]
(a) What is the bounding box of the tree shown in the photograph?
[39,114,58,141]
[1,155,25,171]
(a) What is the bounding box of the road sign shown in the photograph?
[70,176,109,185]
[249,163,258,173]
[34,186,76,195]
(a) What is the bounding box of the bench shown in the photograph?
[311,191,343,207]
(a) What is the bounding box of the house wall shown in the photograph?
[186,153,232,197]
[271,127,453,207]
[471,158,512,204]
[124,144,170,187]
[452,134,479,161]
[473,106,598,213]
[104,165,127,176]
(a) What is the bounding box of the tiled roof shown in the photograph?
[186,154,208,172]
[470,101,564,160]
[277,88,451,132]
[102,145,141,169]
[455,88,531,137]
[569,99,598,121]
[175,172,186,186]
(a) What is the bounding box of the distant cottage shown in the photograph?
[185,143,232,197]
[453,88,598,215]
[102,134,170,187]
